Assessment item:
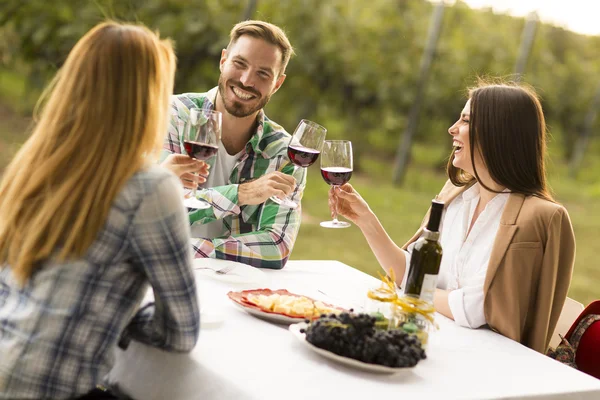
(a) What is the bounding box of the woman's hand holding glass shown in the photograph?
[328,183,372,227]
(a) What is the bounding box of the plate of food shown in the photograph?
[227,288,345,324]
[289,313,427,374]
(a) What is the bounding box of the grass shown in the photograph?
[0,68,597,306]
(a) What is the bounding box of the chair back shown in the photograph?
[550,297,584,349]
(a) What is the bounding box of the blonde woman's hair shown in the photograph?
[0,21,176,285]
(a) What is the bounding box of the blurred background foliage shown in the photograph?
[1,0,599,304]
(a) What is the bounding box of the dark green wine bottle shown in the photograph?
[404,199,444,303]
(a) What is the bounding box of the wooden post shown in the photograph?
[569,83,600,177]
[392,1,445,185]
[514,12,538,81]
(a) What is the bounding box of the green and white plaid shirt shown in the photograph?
[161,88,305,269]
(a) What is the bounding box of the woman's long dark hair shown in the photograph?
[447,79,554,202]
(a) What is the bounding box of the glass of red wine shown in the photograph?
[270,119,327,209]
[183,108,222,209]
[320,140,353,228]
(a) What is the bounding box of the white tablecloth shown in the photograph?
[108,260,600,400]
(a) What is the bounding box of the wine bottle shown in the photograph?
[404,199,444,303]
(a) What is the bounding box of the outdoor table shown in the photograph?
[108,260,600,400]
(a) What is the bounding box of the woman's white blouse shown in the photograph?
[402,183,509,328]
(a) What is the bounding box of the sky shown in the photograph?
[440,0,600,36]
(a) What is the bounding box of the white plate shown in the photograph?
[193,259,266,284]
[289,323,414,374]
[230,300,306,324]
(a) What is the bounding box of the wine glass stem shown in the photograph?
[289,165,298,201]
[279,164,298,201]
[189,155,199,198]
[192,176,198,198]
[332,185,339,222]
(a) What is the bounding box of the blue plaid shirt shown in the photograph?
[0,165,200,399]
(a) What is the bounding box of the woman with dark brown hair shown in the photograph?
[330,81,576,353]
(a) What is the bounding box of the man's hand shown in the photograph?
[161,154,210,189]
[238,172,296,206]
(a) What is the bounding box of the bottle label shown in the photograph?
[419,274,438,303]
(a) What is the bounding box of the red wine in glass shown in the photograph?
[184,140,218,161]
[183,108,221,210]
[270,119,327,209]
[320,167,353,186]
[287,145,320,167]
[320,140,352,228]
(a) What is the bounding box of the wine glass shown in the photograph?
[270,119,327,209]
[183,108,222,209]
[320,140,353,228]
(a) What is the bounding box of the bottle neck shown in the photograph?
[422,228,439,241]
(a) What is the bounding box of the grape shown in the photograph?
[304,313,427,368]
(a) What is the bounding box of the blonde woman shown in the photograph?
[0,22,203,399]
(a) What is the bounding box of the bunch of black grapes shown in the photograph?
[301,313,426,368]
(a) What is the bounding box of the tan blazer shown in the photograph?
[403,180,576,353]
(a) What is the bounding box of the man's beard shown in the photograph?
[218,77,271,118]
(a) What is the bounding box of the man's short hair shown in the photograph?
[228,20,295,75]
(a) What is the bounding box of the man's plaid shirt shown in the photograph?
[162,88,306,269]
[0,166,200,399]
